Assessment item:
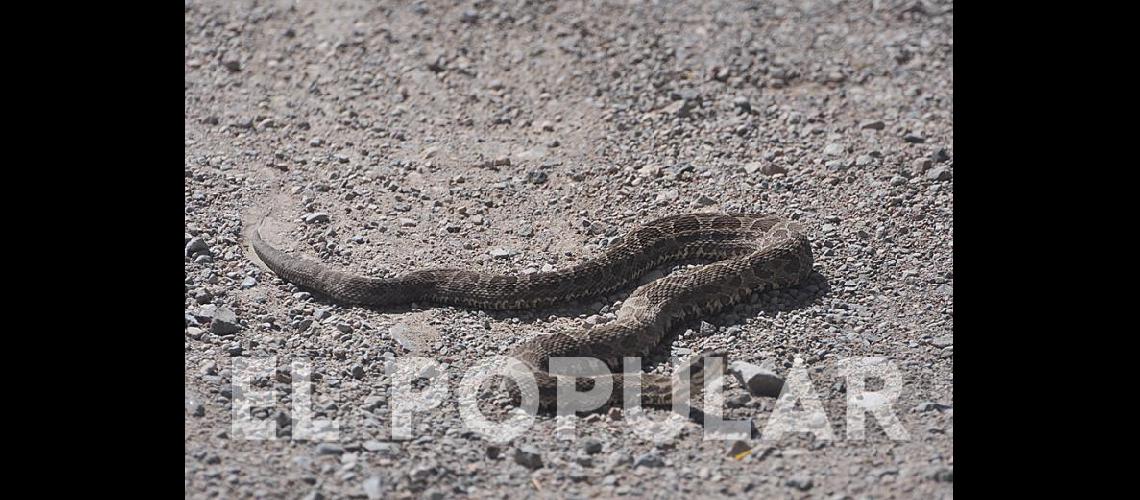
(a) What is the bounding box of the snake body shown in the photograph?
[251,213,813,409]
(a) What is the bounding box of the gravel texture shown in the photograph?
[185,0,953,497]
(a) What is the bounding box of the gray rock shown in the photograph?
[240,277,257,289]
[513,446,543,469]
[933,148,951,162]
[859,119,886,130]
[316,443,344,455]
[786,475,813,490]
[363,440,394,453]
[363,476,383,499]
[490,248,513,259]
[185,396,205,417]
[211,308,241,335]
[903,133,926,143]
[823,143,845,157]
[761,163,788,175]
[399,218,417,227]
[185,237,210,256]
[655,190,679,204]
[926,166,952,181]
[729,361,783,397]
[526,170,548,184]
[303,213,330,224]
[351,364,365,379]
[914,401,953,412]
[580,438,603,454]
[634,452,664,468]
[930,335,953,347]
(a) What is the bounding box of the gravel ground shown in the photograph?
[185,0,953,497]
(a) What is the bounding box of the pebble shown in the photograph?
[926,166,952,181]
[761,164,788,175]
[211,307,241,335]
[655,190,679,204]
[728,361,783,397]
[786,475,814,491]
[513,446,543,469]
[823,143,845,157]
[914,402,953,412]
[185,396,205,417]
[240,277,257,289]
[399,218,417,227]
[367,441,399,453]
[903,133,926,143]
[580,438,603,454]
[362,476,382,499]
[490,248,513,259]
[859,119,886,130]
[316,443,344,456]
[930,335,953,347]
[185,237,210,256]
[634,452,664,468]
[304,213,330,224]
[526,170,548,184]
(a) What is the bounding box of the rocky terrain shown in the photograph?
[185,0,953,497]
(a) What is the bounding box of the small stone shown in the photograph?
[314,308,332,321]
[786,475,813,491]
[727,393,751,407]
[634,452,664,468]
[304,213,330,224]
[914,401,953,412]
[363,476,382,499]
[316,443,344,456]
[903,133,926,143]
[859,119,885,130]
[490,248,513,259]
[926,166,952,181]
[855,155,875,167]
[513,446,543,469]
[486,445,502,459]
[932,148,951,162]
[240,277,257,289]
[760,164,787,175]
[211,308,241,335]
[293,292,312,301]
[698,321,716,336]
[655,189,679,204]
[351,364,365,379]
[185,237,210,256]
[399,218,416,227]
[526,170,548,184]
[336,323,354,334]
[607,407,623,420]
[728,361,783,397]
[823,143,845,157]
[732,96,751,113]
[580,438,603,454]
[222,57,241,72]
[696,194,716,206]
[930,335,953,347]
[362,440,393,453]
[185,396,205,417]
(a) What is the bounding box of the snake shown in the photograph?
[250,212,813,412]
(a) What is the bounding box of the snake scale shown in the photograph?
[250,213,813,411]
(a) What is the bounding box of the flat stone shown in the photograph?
[728,361,783,397]
[513,446,543,469]
[211,307,241,335]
